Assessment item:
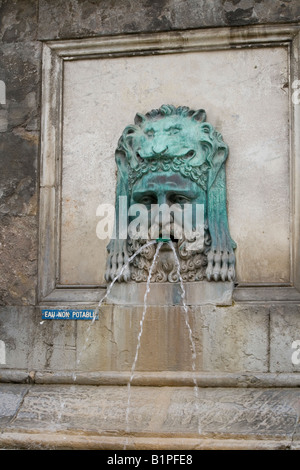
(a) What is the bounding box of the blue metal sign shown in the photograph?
[41,309,98,320]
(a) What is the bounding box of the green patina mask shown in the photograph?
[105,104,236,284]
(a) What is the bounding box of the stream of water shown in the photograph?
[73,239,157,379]
[72,238,201,436]
[125,241,163,435]
[168,241,201,434]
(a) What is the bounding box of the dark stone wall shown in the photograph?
[37,0,300,40]
[0,0,40,306]
[0,0,299,307]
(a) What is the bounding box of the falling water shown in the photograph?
[72,237,201,436]
[73,239,157,379]
[168,240,201,434]
[125,241,163,435]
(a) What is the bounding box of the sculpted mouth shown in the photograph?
[136,150,195,160]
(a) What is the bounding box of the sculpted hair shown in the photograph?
[116,104,228,171]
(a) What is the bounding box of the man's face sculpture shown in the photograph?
[130,172,205,244]
[105,105,236,283]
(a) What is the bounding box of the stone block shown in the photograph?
[0,0,38,43]
[0,384,30,427]
[0,307,76,371]
[1,384,299,448]
[76,305,203,372]
[0,216,37,306]
[0,38,40,306]
[270,304,300,373]
[107,281,234,306]
[0,307,36,369]
[201,304,269,372]
[76,303,269,373]
[37,0,300,41]
[60,44,290,286]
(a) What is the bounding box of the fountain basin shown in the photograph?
[106,281,234,306]
[1,382,299,450]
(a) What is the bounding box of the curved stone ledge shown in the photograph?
[0,432,296,451]
[0,383,299,450]
[2,369,300,388]
[106,281,234,306]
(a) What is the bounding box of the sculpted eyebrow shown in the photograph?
[165,125,182,131]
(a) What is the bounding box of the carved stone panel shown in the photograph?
[60,46,290,288]
[39,25,300,303]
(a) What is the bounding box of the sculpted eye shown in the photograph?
[171,194,190,205]
[139,195,157,205]
[146,129,155,138]
[167,126,181,135]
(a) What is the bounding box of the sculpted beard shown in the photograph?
[127,214,211,283]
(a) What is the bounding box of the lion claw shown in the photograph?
[206,248,235,282]
[105,240,131,282]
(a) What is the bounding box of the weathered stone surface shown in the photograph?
[0,5,40,306]
[76,305,203,372]
[75,303,268,373]
[61,46,289,285]
[37,0,300,40]
[0,432,296,450]
[0,308,36,369]
[0,0,38,43]
[0,134,38,306]
[0,384,30,427]
[270,304,300,373]
[0,307,76,371]
[0,1,299,449]
[201,304,269,372]
[107,281,234,306]
[31,370,300,388]
[31,313,76,371]
[0,383,299,449]
[0,41,40,129]
[0,304,269,373]
[0,1,297,306]
[0,217,37,306]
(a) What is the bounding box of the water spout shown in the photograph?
[96,239,158,316]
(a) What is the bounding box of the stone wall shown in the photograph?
[1,0,300,378]
[0,0,40,307]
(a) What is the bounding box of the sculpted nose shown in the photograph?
[152,145,168,156]
[157,194,167,206]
